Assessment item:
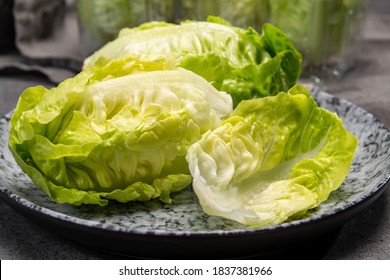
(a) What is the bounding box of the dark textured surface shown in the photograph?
[0,1,390,260]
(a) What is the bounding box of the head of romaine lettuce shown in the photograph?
[76,0,149,44]
[186,84,358,227]
[83,17,302,107]
[9,67,232,206]
[268,0,368,67]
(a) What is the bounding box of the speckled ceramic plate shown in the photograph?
[0,90,389,259]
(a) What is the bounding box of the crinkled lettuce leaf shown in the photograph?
[83,17,302,107]
[9,68,232,206]
[186,85,358,227]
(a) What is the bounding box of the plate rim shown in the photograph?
[1,175,388,238]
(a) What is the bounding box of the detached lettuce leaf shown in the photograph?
[83,17,302,107]
[186,85,358,227]
[9,68,232,206]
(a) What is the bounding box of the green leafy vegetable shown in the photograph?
[268,0,367,67]
[9,15,358,228]
[77,0,145,44]
[9,67,233,206]
[186,85,358,227]
[83,17,302,107]
[77,0,185,44]
[179,0,270,31]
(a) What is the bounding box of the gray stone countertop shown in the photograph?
[0,1,389,259]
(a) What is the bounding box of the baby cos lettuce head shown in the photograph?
[9,67,233,206]
[186,85,358,227]
[83,17,302,107]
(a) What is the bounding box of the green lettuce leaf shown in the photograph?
[9,68,232,206]
[83,17,302,107]
[186,85,358,227]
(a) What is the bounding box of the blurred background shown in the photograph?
[0,0,369,83]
